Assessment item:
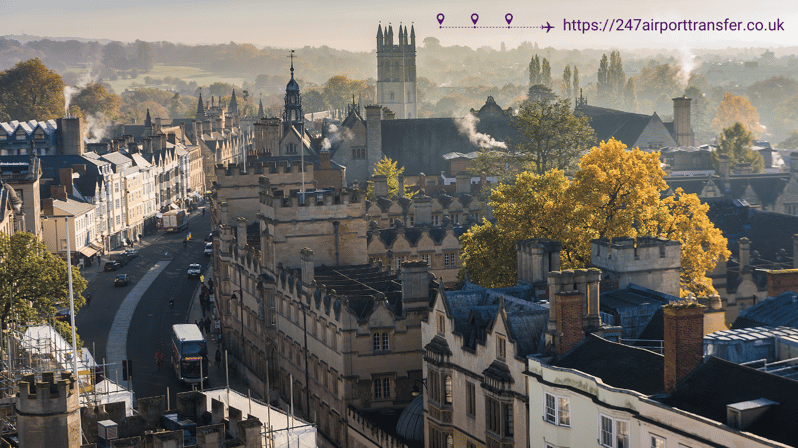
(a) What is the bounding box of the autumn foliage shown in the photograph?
[712,92,764,137]
[460,138,730,297]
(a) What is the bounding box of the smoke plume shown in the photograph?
[455,115,507,149]
[321,124,354,151]
[63,70,95,113]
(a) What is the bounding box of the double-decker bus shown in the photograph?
[170,324,209,386]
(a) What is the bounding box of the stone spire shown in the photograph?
[196,92,205,119]
[144,108,152,130]
[230,89,238,116]
[258,99,264,118]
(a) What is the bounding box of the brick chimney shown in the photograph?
[71,164,86,176]
[766,269,798,298]
[319,148,331,170]
[50,185,67,201]
[672,96,694,147]
[664,302,706,392]
[59,168,73,195]
[554,290,584,355]
[42,198,54,216]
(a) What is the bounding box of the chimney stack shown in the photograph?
[320,149,331,170]
[59,168,74,195]
[236,217,247,250]
[373,174,388,198]
[50,185,67,201]
[517,238,561,286]
[300,248,315,286]
[672,96,694,147]
[455,171,471,194]
[42,198,54,216]
[401,260,430,308]
[739,237,751,273]
[664,302,705,392]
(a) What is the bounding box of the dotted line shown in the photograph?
[440,26,540,28]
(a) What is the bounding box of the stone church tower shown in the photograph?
[283,53,304,136]
[376,23,417,119]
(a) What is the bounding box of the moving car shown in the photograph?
[114,274,130,287]
[104,261,122,271]
[124,249,138,259]
[55,307,71,322]
[187,264,202,279]
[204,232,213,242]
[204,242,213,256]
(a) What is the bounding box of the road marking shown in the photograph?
[105,261,170,384]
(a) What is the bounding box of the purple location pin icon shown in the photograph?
[471,13,479,26]
[437,13,445,25]
[505,13,513,25]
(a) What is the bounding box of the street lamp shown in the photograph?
[42,214,82,442]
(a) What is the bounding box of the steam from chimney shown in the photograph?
[321,124,354,150]
[677,47,697,86]
[455,115,507,149]
[63,70,94,113]
[84,112,111,143]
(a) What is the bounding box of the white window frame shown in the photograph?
[599,414,630,448]
[543,392,570,427]
[650,434,666,448]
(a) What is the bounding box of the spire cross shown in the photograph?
[288,50,295,75]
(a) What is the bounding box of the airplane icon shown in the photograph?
[542,22,553,33]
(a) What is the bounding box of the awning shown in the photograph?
[89,242,103,252]
[78,246,98,258]
[169,203,179,210]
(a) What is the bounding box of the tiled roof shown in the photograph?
[659,356,798,447]
[552,334,664,395]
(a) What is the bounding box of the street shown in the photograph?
[75,208,213,405]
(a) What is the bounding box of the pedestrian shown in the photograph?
[200,301,206,317]
[85,293,91,306]
[205,317,211,334]
[215,348,221,368]
[155,350,164,370]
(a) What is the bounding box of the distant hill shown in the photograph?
[2,34,114,45]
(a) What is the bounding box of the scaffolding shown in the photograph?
[0,324,133,434]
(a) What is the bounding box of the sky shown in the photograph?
[1,0,796,52]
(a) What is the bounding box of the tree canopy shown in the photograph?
[508,98,596,175]
[712,92,764,137]
[460,138,730,297]
[0,232,87,345]
[0,58,65,121]
[713,122,764,173]
[71,82,121,118]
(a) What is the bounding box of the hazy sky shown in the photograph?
[1,0,796,52]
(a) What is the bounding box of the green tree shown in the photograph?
[509,98,596,175]
[71,82,121,118]
[623,78,637,111]
[713,122,764,173]
[528,56,541,86]
[572,66,580,100]
[527,84,555,103]
[541,58,552,88]
[102,42,129,70]
[562,65,572,100]
[778,130,798,149]
[136,40,155,72]
[322,76,370,111]
[0,232,87,343]
[609,50,626,102]
[0,58,65,121]
[366,156,411,199]
[459,138,730,297]
[597,54,610,102]
[303,90,327,114]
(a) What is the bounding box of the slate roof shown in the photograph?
[442,283,548,357]
[552,334,664,395]
[313,264,404,321]
[732,292,798,329]
[576,105,662,146]
[381,116,516,176]
[707,200,798,263]
[658,356,798,447]
[600,283,678,310]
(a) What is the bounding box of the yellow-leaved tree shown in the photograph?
[460,138,730,297]
[712,92,764,137]
[366,156,412,199]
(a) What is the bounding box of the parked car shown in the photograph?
[114,274,130,287]
[204,242,213,256]
[104,261,122,271]
[55,307,71,322]
[124,249,138,259]
[113,253,129,265]
[187,264,202,279]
